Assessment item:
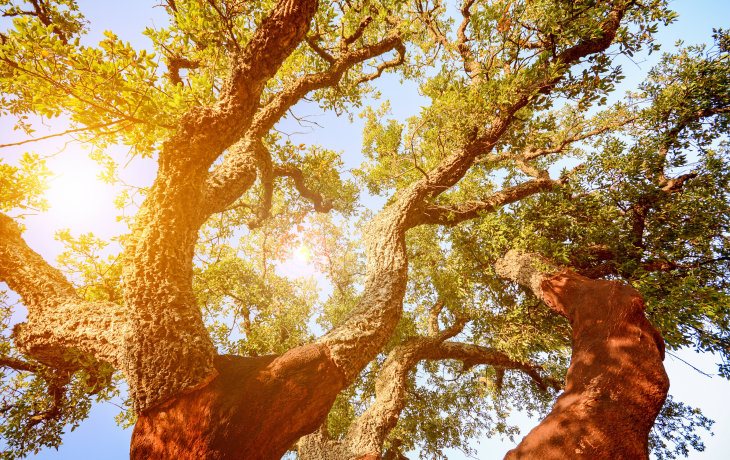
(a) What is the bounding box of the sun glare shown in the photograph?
[278,242,318,279]
[293,243,312,264]
[44,155,114,230]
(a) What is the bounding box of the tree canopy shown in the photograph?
[0,1,728,459]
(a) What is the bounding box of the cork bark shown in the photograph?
[299,319,559,460]
[0,213,127,371]
[496,251,669,459]
[120,0,321,412]
[0,2,649,459]
[130,344,345,460]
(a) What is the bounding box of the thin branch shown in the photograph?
[0,121,124,149]
[305,35,336,64]
[342,15,373,48]
[274,164,334,213]
[522,120,633,161]
[354,41,406,84]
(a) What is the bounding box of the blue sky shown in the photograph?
[1,0,729,458]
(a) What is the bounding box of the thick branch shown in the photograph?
[119,0,322,413]
[660,172,697,193]
[166,55,199,85]
[302,329,557,460]
[416,178,558,226]
[0,213,126,371]
[425,342,561,392]
[0,355,38,373]
[456,0,479,78]
[317,0,632,406]
[496,250,668,459]
[204,34,403,214]
[202,136,259,215]
[318,207,409,381]
[406,2,633,229]
[495,250,559,304]
[343,16,373,48]
[159,0,320,169]
[553,2,627,68]
[253,34,403,137]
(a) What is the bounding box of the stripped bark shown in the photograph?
[0,2,655,458]
[495,250,669,459]
[131,344,346,460]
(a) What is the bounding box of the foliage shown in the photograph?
[0,291,119,459]
[650,395,715,460]
[0,1,728,459]
[0,153,49,214]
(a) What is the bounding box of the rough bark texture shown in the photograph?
[120,0,320,412]
[496,250,669,459]
[0,213,127,370]
[299,321,559,460]
[130,343,345,460]
[319,204,409,381]
[1,2,652,457]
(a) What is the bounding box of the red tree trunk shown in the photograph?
[505,270,669,459]
[130,343,345,460]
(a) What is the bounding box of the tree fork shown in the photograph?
[0,213,126,371]
[120,0,321,413]
[130,343,346,460]
[495,250,669,459]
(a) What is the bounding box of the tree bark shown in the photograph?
[0,213,127,371]
[495,251,669,459]
[298,319,559,460]
[130,344,346,460]
[1,2,653,458]
[120,0,321,413]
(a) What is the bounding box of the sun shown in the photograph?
[44,154,115,230]
[277,242,318,279]
[293,243,313,264]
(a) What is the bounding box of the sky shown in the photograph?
[1,0,730,459]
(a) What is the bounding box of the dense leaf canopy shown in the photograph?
[0,1,728,459]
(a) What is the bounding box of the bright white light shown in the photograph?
[44,155,113,229]
[277,242,317,278]
[293,243,312,264]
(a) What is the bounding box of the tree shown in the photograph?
[0,0,727,459]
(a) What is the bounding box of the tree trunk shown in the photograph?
[117,0,322,414]
[130,343,345,460]
[496,251,669,459]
